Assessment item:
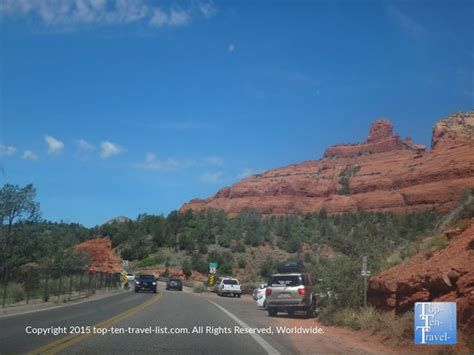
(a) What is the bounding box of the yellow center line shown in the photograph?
[29,292,163,355]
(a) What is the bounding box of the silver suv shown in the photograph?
[266,272,316,317]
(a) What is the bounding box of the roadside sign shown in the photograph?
[209,262,217,274]
[120,271,127,288]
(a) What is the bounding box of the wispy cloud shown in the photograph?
[45,135,64,154]
[22,150,39,160]
[236,168,254,179]
[100,141,124,159]
[0,0,216,30]
[200,171,223,184]
[0,145,17,157]
[76,138,95,151]
[134,152,223,171]
[386,4,427,40]
[198,1,216,18]
[228,43,235,53]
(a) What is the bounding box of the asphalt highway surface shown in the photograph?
[0,283,299,354]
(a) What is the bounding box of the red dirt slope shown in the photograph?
[74,237,122,273]
[368,220,474,335]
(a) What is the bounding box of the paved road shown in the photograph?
[0,283,379,354]
[0,284,299,354]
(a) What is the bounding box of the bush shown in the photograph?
[137,256,156,268]
[192,283,206,293]
[181,260,192,278]
[7,283,25,304]
[238,258,246,268]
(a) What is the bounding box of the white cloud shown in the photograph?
[198,2,216,18]
[236,168,254,179]
[100,141,124,159]
[134,153,223,171]
[45,135,64,154]
[0,0,214,30]
[386,4,426,40]
[204,156,224,166]
[0,144,17,157]
[228,43,235,52]
[22,150,39,160]
[200,171,223,184]
[76,138,95,151]
[150,8,190,27]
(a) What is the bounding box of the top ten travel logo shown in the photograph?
[414,302,456,345]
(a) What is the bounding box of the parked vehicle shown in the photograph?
[126,273,135,281]
[166,278,183,291]
[256,285,268,309]
[134,274,157,293]
[253,283,267,300]
[217,278,241,297]
[265,261,316,317]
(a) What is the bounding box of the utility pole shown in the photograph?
[361,256,370,309]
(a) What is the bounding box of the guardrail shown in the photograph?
[0,266,122,308]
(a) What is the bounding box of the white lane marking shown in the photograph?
[207,299,280,355]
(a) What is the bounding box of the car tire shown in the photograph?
[135,289,139,293]
[306,302,316,318]
[268,308,277,317]
[263,300,267,310]
[153,290,157,294]
[237,294,241,298]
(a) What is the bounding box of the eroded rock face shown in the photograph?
[180,111,474,217]
[368,221,474,335]
[73,237,122,273]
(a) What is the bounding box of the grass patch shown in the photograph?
[320,306,413,347]
[192,283,206,293]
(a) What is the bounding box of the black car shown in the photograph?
[135,274,157,293]
[166,278,183,291]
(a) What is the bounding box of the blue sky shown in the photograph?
[1,0,473,227]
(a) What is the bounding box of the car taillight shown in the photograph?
[298,287,308,295]
[265,288,272,296]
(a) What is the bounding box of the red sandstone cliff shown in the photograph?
[368,220,474,335]
[181,111,474,217]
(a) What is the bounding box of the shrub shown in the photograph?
[7,283,25,304]
[181,260,192,278]
[238,258,246,268]
[192,283,206,293]
[137,256,156,268]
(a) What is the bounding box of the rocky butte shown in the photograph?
[180,111,474,216]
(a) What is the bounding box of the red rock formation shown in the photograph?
[368,220,474,335]
[73,237,122,273]
[181,111,474,217]
[180,111,474,217]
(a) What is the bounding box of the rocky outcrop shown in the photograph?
[180,111,474,217]
[432,111,474,149]
[73,238,122,273]
[323,119,424,158]
[368,220,474,335]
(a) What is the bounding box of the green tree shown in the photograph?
[0,183,40,265]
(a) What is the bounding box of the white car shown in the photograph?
[256,285,268,309]
[253,283,267,300]
[126,273,135,281]
[217,278,241,297]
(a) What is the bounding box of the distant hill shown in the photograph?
[181,111,474,217]
[104,216,131,225]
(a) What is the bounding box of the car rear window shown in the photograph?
[138,275,155,280]
[269,275,303,287]
[223,279,239,285]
